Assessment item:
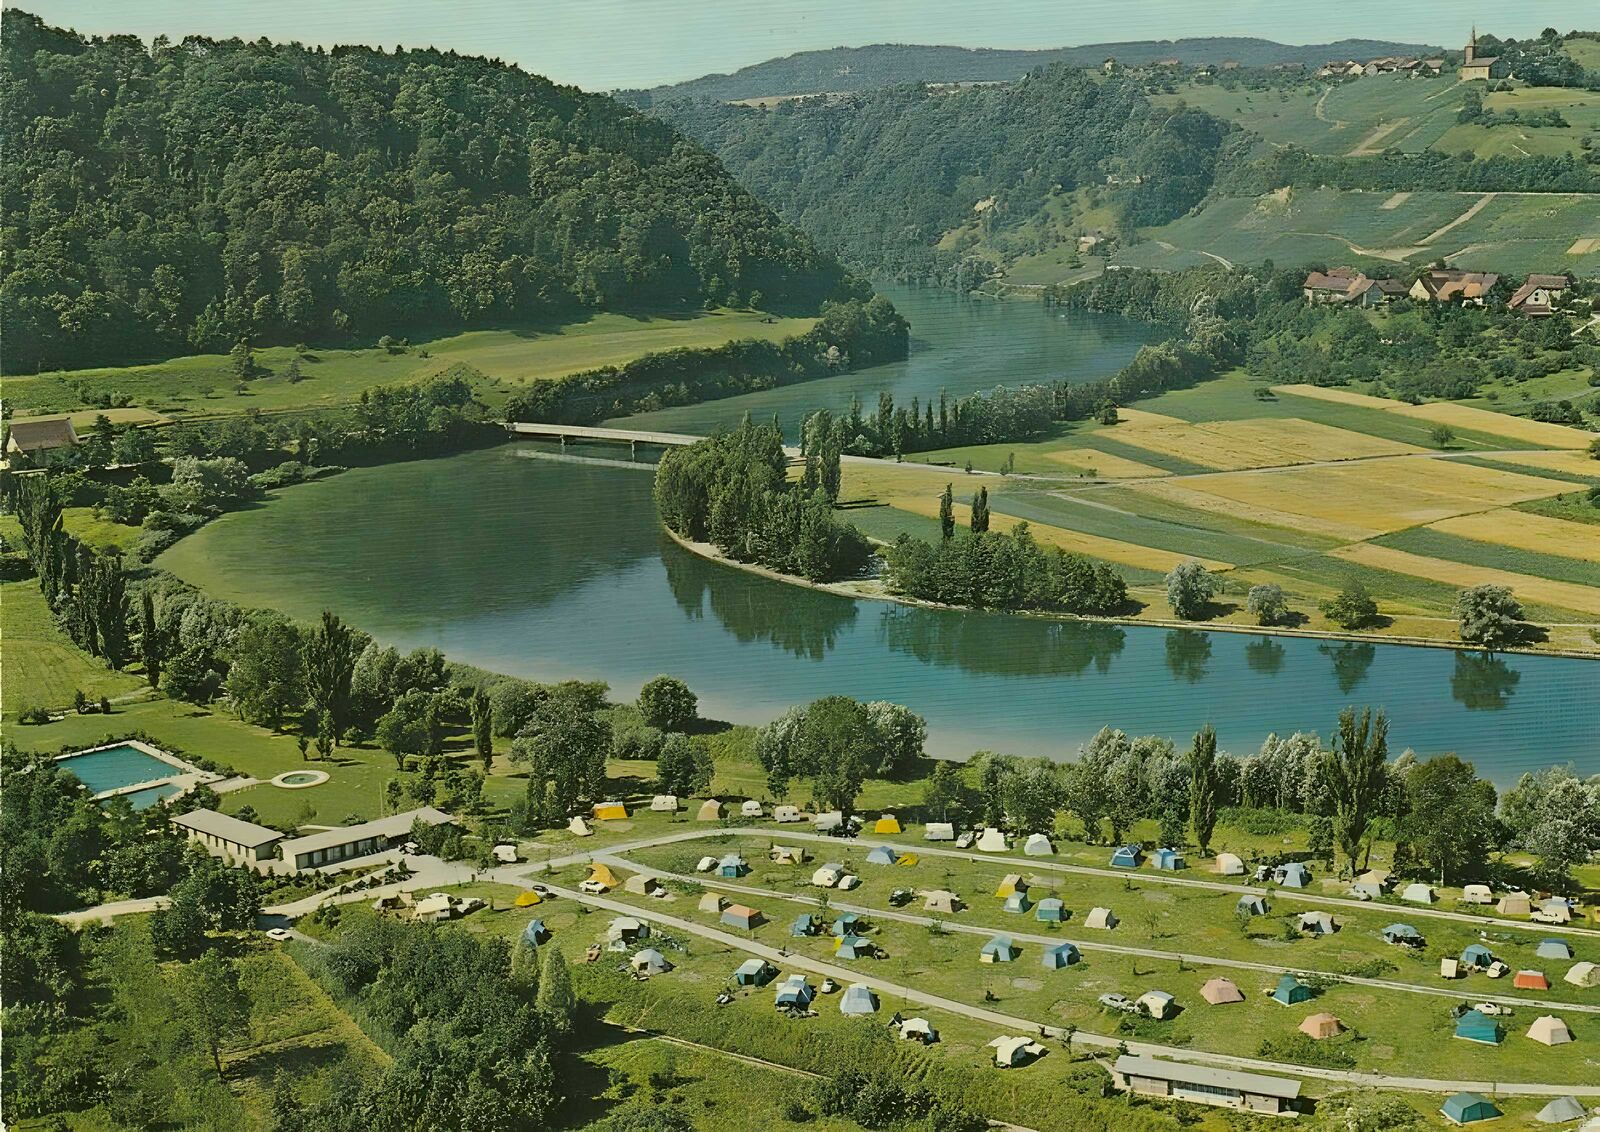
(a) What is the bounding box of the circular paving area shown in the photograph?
[271,769,330,789]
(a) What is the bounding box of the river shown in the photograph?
[156,288,1598,780]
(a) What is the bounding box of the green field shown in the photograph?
[1376,527,1600,588]
[1,576,145,715]
[5,308,816,419]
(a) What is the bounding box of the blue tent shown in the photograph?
[866,845,899,865]
[1276,862,1310,887]
[1459,943,1494,968]
[791,913,819,937]
[1153,848,1185,871]
[1041,942,1080,969]
[718,853,749,877]
[522,919,547,945]
[1536,938,1573,960]
[1441,1092,1500,1124]
[1237,894,1268,916]
[1271,975,1313,1006]
[774,974,815,1008]
[980,936,1018,962]
[1110,845,1142,868]
[1035,897,1065,923]
[734,958,777,986]
[835,934,873,960]
[1381,923,1422,946]
[832,913,863,936]
[1003,891,1031,913]
[1453,1010,1502,1045]
[839,984,877,1015]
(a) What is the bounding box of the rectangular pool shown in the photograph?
[57,743,185,794]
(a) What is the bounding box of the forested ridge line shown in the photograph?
[0,10,868,374]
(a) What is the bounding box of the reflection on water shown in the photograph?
[1320,642,1377,696]
[878,605,1125,678]
[1244,636,1286,676]
[1451,652,1522,711]
[1165,630,1212,683]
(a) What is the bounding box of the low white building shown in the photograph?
[170,808,283,867]
[277,807,454,872]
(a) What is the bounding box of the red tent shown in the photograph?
[1513,969,1549,990]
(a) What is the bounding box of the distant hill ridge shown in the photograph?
[624,38,1444,103]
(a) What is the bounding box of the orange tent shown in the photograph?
[1299,1013,1343,1039]
[1514,969,1550,990]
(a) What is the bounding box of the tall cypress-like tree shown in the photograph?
[970,486,990,533]
[140,590,163,687]
[938,484,955,540]
[1187,724,1219,857]
[536,947,575,1034]
[471,686,494,769]
[305,612,361,743]
[1326,707,1390,871]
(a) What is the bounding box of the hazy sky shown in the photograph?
[10,0,1593,90]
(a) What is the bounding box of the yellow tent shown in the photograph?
[593,802,628,821]
[895,853,919,867]
[513,891,543,907]
[995,873,1026,897]
[588,863,619,888]
[874,815,902,834]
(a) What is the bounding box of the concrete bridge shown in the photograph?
[506,421,802,458]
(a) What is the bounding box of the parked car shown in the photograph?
[1472,1002,1509,1016]
[265,928,293,942]
[1097,993,1137,1013]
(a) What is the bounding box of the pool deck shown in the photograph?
[56,738,223,803]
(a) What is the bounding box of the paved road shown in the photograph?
[55,896,169,926]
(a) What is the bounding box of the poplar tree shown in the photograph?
[970,486,990,533]
[1187,724,1219,856]
[1327,707,1390,870]
[471,687,494,769]
[140,590,163,687]
[536,947,575,1034]
[938,484,955,540]
[304,611,361,742]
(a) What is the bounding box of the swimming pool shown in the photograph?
[57,743,183,794]
[121,783,183,810]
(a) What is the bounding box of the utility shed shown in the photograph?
[1111,1055,1300,1115]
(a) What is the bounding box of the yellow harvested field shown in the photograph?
[1329,543,1600,615]
[1568,237,1600,255]
[1428,510,1600,562]
[1131,479,1382,542]
[1103,416,1422,471]
[1114,408,1187,427]
[14,407,169,428]
[1167,456,1571,534]
[1043,447,1169,478]
[837,459,972,504]
[1474,450,1600,479]
[1275,384,1597,448]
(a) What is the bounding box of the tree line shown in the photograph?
[884,522,1129,614]
[1,12,863,373]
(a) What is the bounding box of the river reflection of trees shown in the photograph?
[879,605,1126,678]
[1450,651,1521,710]
[1244,636,1286,676]
[1164,629,1211,683]
[1318,641,1376,695]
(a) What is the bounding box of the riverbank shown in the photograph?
[661,525,1600,660]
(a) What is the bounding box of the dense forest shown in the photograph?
[652,68,1234,280]
[0,11,865,373]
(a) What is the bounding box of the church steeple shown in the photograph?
[1464,27,1477,65]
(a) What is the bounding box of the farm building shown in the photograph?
[834,934,874,960]
[839,984,877,1015]
[897,1017,937,1043]
[649,795,678,812]
[697,799,724,821]
[1454,1010,1502,1045]
[790,912,820,937]
[1023,833,1053,856]
[1236,894,1268,917]
[1526,1015,1573,1046]
[812,863,844,887]
[1410,269,1499,306]
[1299,1013,1343,1039]
[1440,1092,1500,1124]
[1537,939,1573,961]
[774,974,815,1008]
[866,846,899,865]
[873,814,901,834]
[1003,891,1031,914]
[1152,848,1185,871]
[1514,969,1550,991]
[1200,978,1244,1005]
[769,845,807,865]
[773,805,802,823]
[1496,891,1532,916]
[923,890,961,913]
[981,936,1019,963]
[593,802,627,821]
[1508,273,1570,316]
[1382,923,1423,947]
[1401,883,1437,904]
[1034,897,1065,923]
[1566,961,1599,987]
[989,1036,1046,1068]
[995,874,1026,897]
[1271,975,1313,1006]
[277,807,455,873]
[1085,906,1117,930]
[718,854,749,877]
[1273,862,1310,887]
[1110,1054,1301,1115]
[976,828,1008,852]
[4,417,79,462]
[1460,943,1494,969]
[740,800,763,818]
[1042,942,1080,969]
[924,822,955,841]
[721,905,764,931]
[170,808,284,867]
[631,949,671,975]
[733,958,777,987]
[1461,884,1494,904]
[1110,845,1142,868]
[1535,1096,1586,1123]
[567,816,593,836]
[1138,991,1177,1020]
[1298,911,1336,936]
[1214,852,1245,876]
[698,892,726,914]
[624,874,664,897]
[813,810,843,831]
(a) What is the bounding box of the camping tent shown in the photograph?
[697,799,723,822]
[1537,938,1573,961]
[1441,957,1460,979]
[837,874,860,891]
[1460,944,1494,969]
[1441,1093,1501,1124]
[813,811,843,832]
[790,913,819,937]
[1347,881,1383,900]
[1003,891,1031,914]
[741,800,764,818]
[1109,845,1142,869]
[774,805,802,823]
[976,828,1008,853]
[1034,897,1065,923]
[866,846,899,865]
[1085,906,1117,930]
[769,845,807,865]
[649,795,678,812]
[1527,1015,1573,1046]
[812,863,843,887]
[1041,942,1080,969]
[1023,833,1053,857]
[981,936,1019,963]
[1454,1010,1502,1045]
[988,1036,1045,1068]
[1271,975,1313,1006]
[1299,1012,1343,1039]
[924,890,961,914]
[607,916,647,942]
[1538,898,1573,923]
[624,874,664,896]
[721,905,764,931]
[698,892,726,914]
[898,1017,937,1043]
[774,974,814,1008]
[1137,990,1176,1020]
[522,919,547,944]
[839,984,878,1015]
[696,856,717,872]
[718,854,749,877]
[834,934,873,960]
[587,863,619,889]
[924,822,956,841]
[567,816,593,837]
[1496,892,1532,916]
[873,815,901,834]
[734,958,777,986]
[1382,923,1423,947]
[1200,977,1244,1005]
[1237,894,1268,916]
[832,913,864,936]
[514,890,542,908]
[1462,884,1494,904]
[593,802,627,821]
[493,843,519,863]
[1275,862,1311,887]
[1402,883,1437,904]
[630,948,670,975]
[1298,911,1337,936]
[1514,969,1550,990]
[995,874,1026,897]
[1565,961,1600,987]
[1215,852,1245,876]
[1153,848,1185,871]
[1535,1096,1586,1123]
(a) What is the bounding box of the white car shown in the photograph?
[265,928,294,942]
[1473,1002,1509,1016]
[1097,993,1137,1013]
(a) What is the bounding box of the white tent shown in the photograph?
[1536,1096,1586,1124]
[1527,1015,1574,1046]
[1298,910,1336,935]
[741,800,764,818]
[924,889,961,913]
[695,855,717,872]
[649,795,678,812]
[1214,852,1245,876]
[1565,961,1599,988]
[1461,884,1493,904]
[607,916,646,942]
[1023,833,1053,856]
[492,843,519,863]
[630,948,670,975]
[567,815,593,837]
[1085,906,1117,930]
[1402,883,1437,904]
[1137,990,1176,1020]
[924,822,956,841]
[413,892,453,920]
[696,799,723,821]
[812,863,843,888]
[624,874,664,896]
[988,1035,1045,1067]
[769,845,807,864]
[774,805,802,823]
[697,892,725,913]
[837,874,860,890]
[814,811,843,832]
[976,828,1008,853]
[1497,891,1532,916]
[898,1017,937,1043]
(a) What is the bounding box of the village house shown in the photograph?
[1458,29,1507,81]
[1409,269,1500,307]
[4,417,79,465]
[1507,273,1570,317]
[1303,268,1408,307]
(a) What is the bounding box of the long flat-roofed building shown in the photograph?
[171,808,284,867]
[1111,1055,1301,1116]
[277,807,455,872]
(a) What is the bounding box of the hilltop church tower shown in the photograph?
[1459,27,1504,80]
